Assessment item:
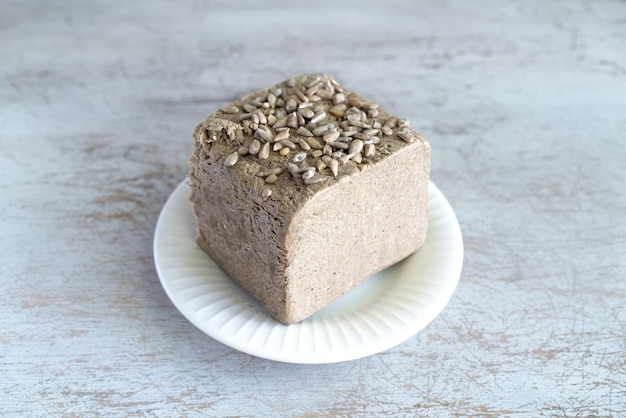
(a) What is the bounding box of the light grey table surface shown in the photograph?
[2,1,625,416]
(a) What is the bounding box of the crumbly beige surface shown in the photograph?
[189,73,430,324]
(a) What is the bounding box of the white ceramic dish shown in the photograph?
[154,179,463,364]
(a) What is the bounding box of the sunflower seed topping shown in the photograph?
[208,74,420,192]
[280,139,297,149]
[298,138,312,151]
[249,139,261,155]
[323,131,340,144]
[221,104,240,114]
[363,143,376,157]
[224,151,239,167]
[293,152,307,163]
[329,159,339,177]
[310,111,326,124]
[306,137,324,150]
[258,142,270,159]
[397,130,414,143]
[296,126,313,137]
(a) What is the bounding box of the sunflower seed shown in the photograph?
[280,139,297,149]
[373,121,382,129]
[265,173,278,184]
[296,126,313,137]
[286,112,298,129]
[295,89,308,103]
[363,136,381,145]
[398,118,410,128]
[339,153,354,164]
[348,119,370,128]
[243,103,258,113]
[323,143,333,155]
[349,139,364,155]
[316,89,333,99]
[267,93,277,108]
[274,129,289,142]
[311,150,323,158]
[304,76,320,88]
[397,130,414,143]
[254,126,273,142]
[312,124,330,136]
[333,93,346,105]
[273,117,287,129]
[238,146,249,156]
[262,188,272,199]
[293,151,307,162]
[297,138,311,151]
[299,108,315,119]
[258,142,270,159]
[330,141,349,150]
[305,85,319,96]
[323,80,334,94]
[285,97,298,112]
[364,128,379,137]
[384,116,398,128]
[287,163,300,177]
[314,160,326,171]
[257,168,282,177]
[221,104,240,114]
[286,78,296,87]
[329,159,339,177]
[353,133,371,141]
[381,126,393,136]
[328,104,347,118]
[249,139,261,155]
[347,95,363,108]
[301,170,315,180]
[223,151,239,167]
[273,142,283,151]
[279,147,291,156]
[297,112,305,126]
[367,108,379,118]
[323,131,340,143]
[310,111,326,124]
[363,143,375,157]
[305,175,326,185]
[267,114,278,126]
[255,109,267,125]
[306,137,324,150]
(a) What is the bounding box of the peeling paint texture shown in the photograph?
[1,0,625,416]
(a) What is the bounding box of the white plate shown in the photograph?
[154,179,463,364]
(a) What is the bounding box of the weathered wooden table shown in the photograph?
[2,1,625,416]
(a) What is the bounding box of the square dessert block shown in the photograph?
[190,74,430,324]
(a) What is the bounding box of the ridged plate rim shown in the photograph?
[154,179,463,364]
